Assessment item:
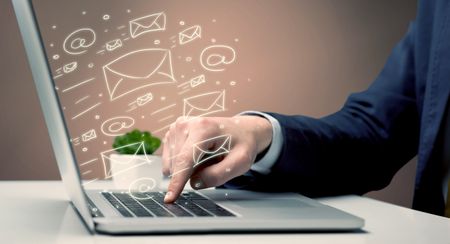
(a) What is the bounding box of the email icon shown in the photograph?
[189,74,206,88]
[183,90,225,118]
[81,129,97,142]
[136,92,153,106]
[63,61,77,74]
[102,48,176,101]
[100,141,153,179]
[192,135,231,167]
[129,12,166,39]
[106,39,123,51]
[179,25,201,45]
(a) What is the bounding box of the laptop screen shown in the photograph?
[30,0,308,188]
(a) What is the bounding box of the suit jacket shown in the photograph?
[225,0,450,216]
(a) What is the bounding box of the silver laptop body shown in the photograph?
[12,0,364,234]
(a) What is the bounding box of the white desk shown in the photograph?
[1,181,449,244]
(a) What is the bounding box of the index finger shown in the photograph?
[164,136,197,203]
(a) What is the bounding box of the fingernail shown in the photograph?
[164,191,172,202]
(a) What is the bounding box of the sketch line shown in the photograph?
[82,178,98,186]
[53,74,63,80]
[82,170,92,175]
[158,114,174,123]
[62,78,95,93]
[151,103,176,115]
[154,124,172,134]
[126,106,137,113]
[177,89,190,95]
[79,158,98,167]
[75,95,90,104]
[177,80,190,88]
[71,102,101,120]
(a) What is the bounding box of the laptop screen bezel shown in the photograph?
[12,0,95,232]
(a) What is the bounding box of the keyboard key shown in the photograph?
[101,192,133,217]
[134,196,174,217]
[176,195,213,217]
[113,193,153,217]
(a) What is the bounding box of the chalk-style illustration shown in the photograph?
[129,12,166,39]
[158,114,174,123]
[71,137,80,146]
[136,92,153,106]
[105,38,123,51]
[103,14,110,20]
[75,95,90,105]
[103,48,176,101]
[101,116,135,136]
[62,77,95,93]
[100,141,153,179]
[192,134,231,167]
[52,54,59,60]
[189,74,206,88]
[79,158,98,167]
[71,102,101,120]
[151,103,176,115]
[178,25,201,45]
[169,134,231,178]
[63,28,96,55]
[200,45,236,72]
[128,177,156,200]
[81,129,97,142]
[183,90,225,118]
[63,61,78,74]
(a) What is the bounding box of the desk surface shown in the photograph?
[1,181,449,244]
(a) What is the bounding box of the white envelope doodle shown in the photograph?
[81,129,97,142]
[136,92,153,106]
[183,90,225,118]
[63,61,77,73]
[192,135,231,167]
[189,74,206,88]
[106,39,123,51]
[100,141,153,179]
[129,12,166,39]
[103,48,176,101]
[179,25,201,45]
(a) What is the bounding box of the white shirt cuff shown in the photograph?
[237,111,283,175]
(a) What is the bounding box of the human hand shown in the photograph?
[162,116,272,203]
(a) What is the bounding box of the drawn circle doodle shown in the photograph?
[200,45,236,72]
[101,116,135,136]
[128,178,156,200]
[63,28,96,55]
[52,54,60,60]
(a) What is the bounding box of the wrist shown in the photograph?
[238,115,273,154]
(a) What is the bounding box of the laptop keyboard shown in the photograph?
[101,192,235,218]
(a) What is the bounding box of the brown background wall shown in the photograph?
[0,0,417,207]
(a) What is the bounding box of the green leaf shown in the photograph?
[112,129,161,155]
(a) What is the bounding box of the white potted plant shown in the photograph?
[109,129,163,190]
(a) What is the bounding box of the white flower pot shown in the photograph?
[109,154,163,190]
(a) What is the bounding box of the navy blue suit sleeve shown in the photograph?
[224,23,420,197]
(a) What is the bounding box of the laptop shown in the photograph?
[12,0,364,234]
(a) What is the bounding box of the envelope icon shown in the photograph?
[81,129,97,142]
[63,61,77,74]
[179,25,201,45]
[129,12,166,39]
[192,135,231,167]
[100,141,153,179]
[106,39,122,51]
[183,90,225,118]
[103,48,176,101]
[189,74,206,88]
[136,92,153,106]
